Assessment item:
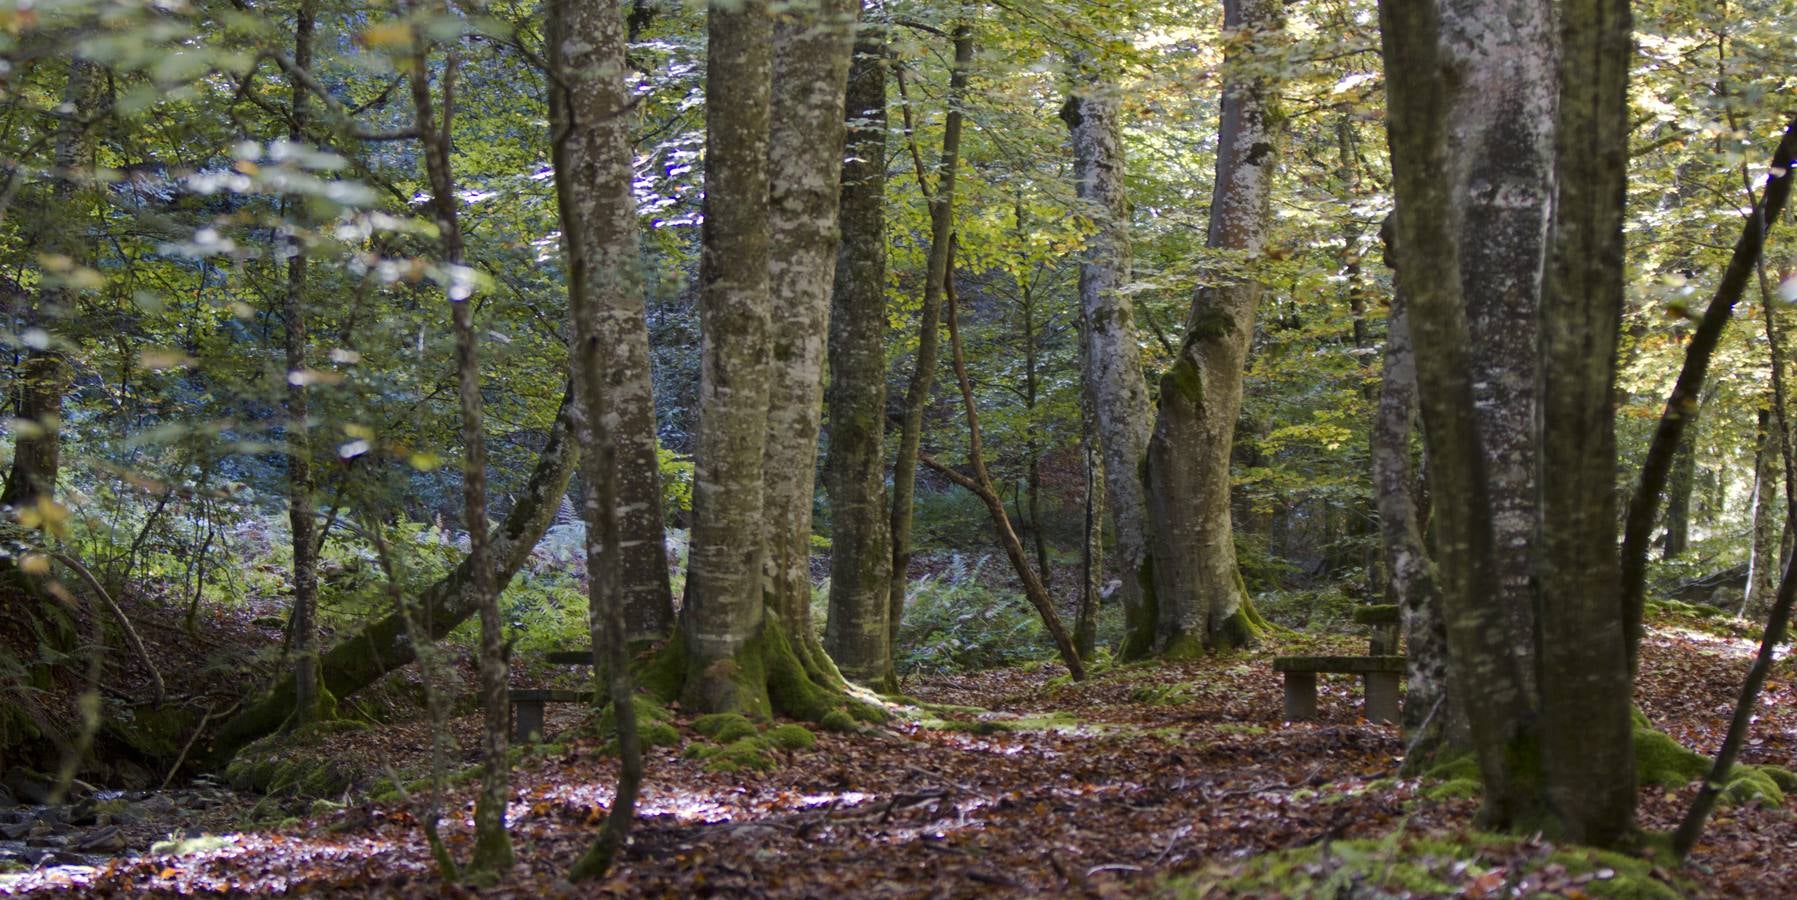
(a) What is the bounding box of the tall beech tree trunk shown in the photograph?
[1745,408,1780,614]
[761,0,857,688]
[1663,421,1699,559]
[1370,283,1454,764]
[3,61,100,510]
[550,0,642,878]
[1076,332,1104,661]
[681,0,777,715]
[1063,69,1154,659]
[1143,0,1282,655]
[208,388,579,763]
[1534,0,1635,844]
[406,20,510,868]
[547,0,672,647]
[888,24,973,659]
[825,23,896,689]
[283,0,322,730]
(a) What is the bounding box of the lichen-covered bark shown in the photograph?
[1371,287,1454,764]
[1377,0,1536,829]
[3,61,100,509]
[549,0,673,645]
[888,25,974,659]
[1442,0,1556,698]
[1534,0,1635,845]
[682,0,776,715]
[762,0,857,686]
[1144,0,1282,654]
[283,0,321,729]
[549,0,644,877]
[1746,408,1781,614]
[825,24,895,688]
[206,389,579,765]
[1064,69,1153,659]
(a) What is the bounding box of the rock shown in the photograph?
[77,826,126,854]
[0,784,15,809]
[1,770,54,806]
[0,823,30,841]
[136,794,177,817]
[25,833,66,849]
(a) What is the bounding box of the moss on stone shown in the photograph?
[1756,764,1797,792]
[1633,724,1709,788]
[696,737,775,774]
[1721,766,1784,807]
[819,709,858,732]
[764,723,816,751]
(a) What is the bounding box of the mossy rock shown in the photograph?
[1756,764,1797,792]
[693,712,758,743]
[222,720,367,800]
[1721,766,1785,807]
[695,737,775,774]
[105,705,198,760]
[1633,725,1709,788]
[763,723,816,751]
[595,695,681,749]
[819,709,858,733]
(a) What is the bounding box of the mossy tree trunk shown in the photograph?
[762,0,858,691]
[1143,0,1283,656]
[888,22,973,666]
[549,0,644,877]
[1063,63,1153,659]
[824,18,896,690]
[405,7,512,871]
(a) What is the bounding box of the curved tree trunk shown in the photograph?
[1143,0,1283,655]
[825,23,896,689]
[1063,68,1153,659]
[762,0,858,687]
[888,24,974,661]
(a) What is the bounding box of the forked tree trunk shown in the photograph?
[1063,68,1154,659]
[762,0,858,687]
[405,12,511,871]
[1143,0,1283,655]
[825,22,896,689]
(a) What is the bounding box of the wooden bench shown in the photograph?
[508,647,596,743]
[1273,654,1404,722]
[1273,603,1404,723]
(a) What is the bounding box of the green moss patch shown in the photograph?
[692,712,758,742]
[764,723,816,751]
[223,720,369,800]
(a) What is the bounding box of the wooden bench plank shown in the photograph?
[1273,654,1404,674]
[508,688,594,742]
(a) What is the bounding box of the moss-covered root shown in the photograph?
[659,611,888,728]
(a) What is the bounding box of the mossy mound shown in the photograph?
[223,719,368,800]
[595,695,680,749]
[1633,725,1709,788]
[819,708,859,732]
[764,723,816,751]
[1422,729,1784,809]
[1176,828,1682,899]
[686,737,776,774]
[693,712,759,743]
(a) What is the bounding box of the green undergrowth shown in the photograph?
[1174,826,1684,899]
[1420,716,1793,808]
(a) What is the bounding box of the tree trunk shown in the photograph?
[1076,341,1104,661]
[550,0,643,878]
[283,0,322,731]
[1745,408,1779,615]
[1143,0,1283,655]
[1663,423,1698,559]
[1534,0,1635,842]
[405,13,512,870]
[207,388,580,763]
[1370,279,1454,765]
[825,22,896,689]
[888,24,974,660]
[3,62,100,510]
[1063,68,1153,659]
[681,0,776,715]
[761,0,858,688]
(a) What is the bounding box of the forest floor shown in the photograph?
[0,603,1792,897]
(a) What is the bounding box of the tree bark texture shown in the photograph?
[825,24,895,688]
[1533,0,1636,845]
[1143,0,1282,655]
[284,0,321,730]
[762,0,858,686]
[682,0,775,715]
[1748,412,1784,615]
[888,25,973,659]
[548,0,673,645]
[1662,424,1698,559]
[550,0,643,878]
[1063,72,1153,658]
[406,17,512,871]
[1377,0,1536,830]
[3,61,100,510]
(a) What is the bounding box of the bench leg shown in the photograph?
[1364,672,1400,723]
[514,700,546,743]
[1283,671,1318,721]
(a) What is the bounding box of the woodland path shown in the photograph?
[1,611,1791,897]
